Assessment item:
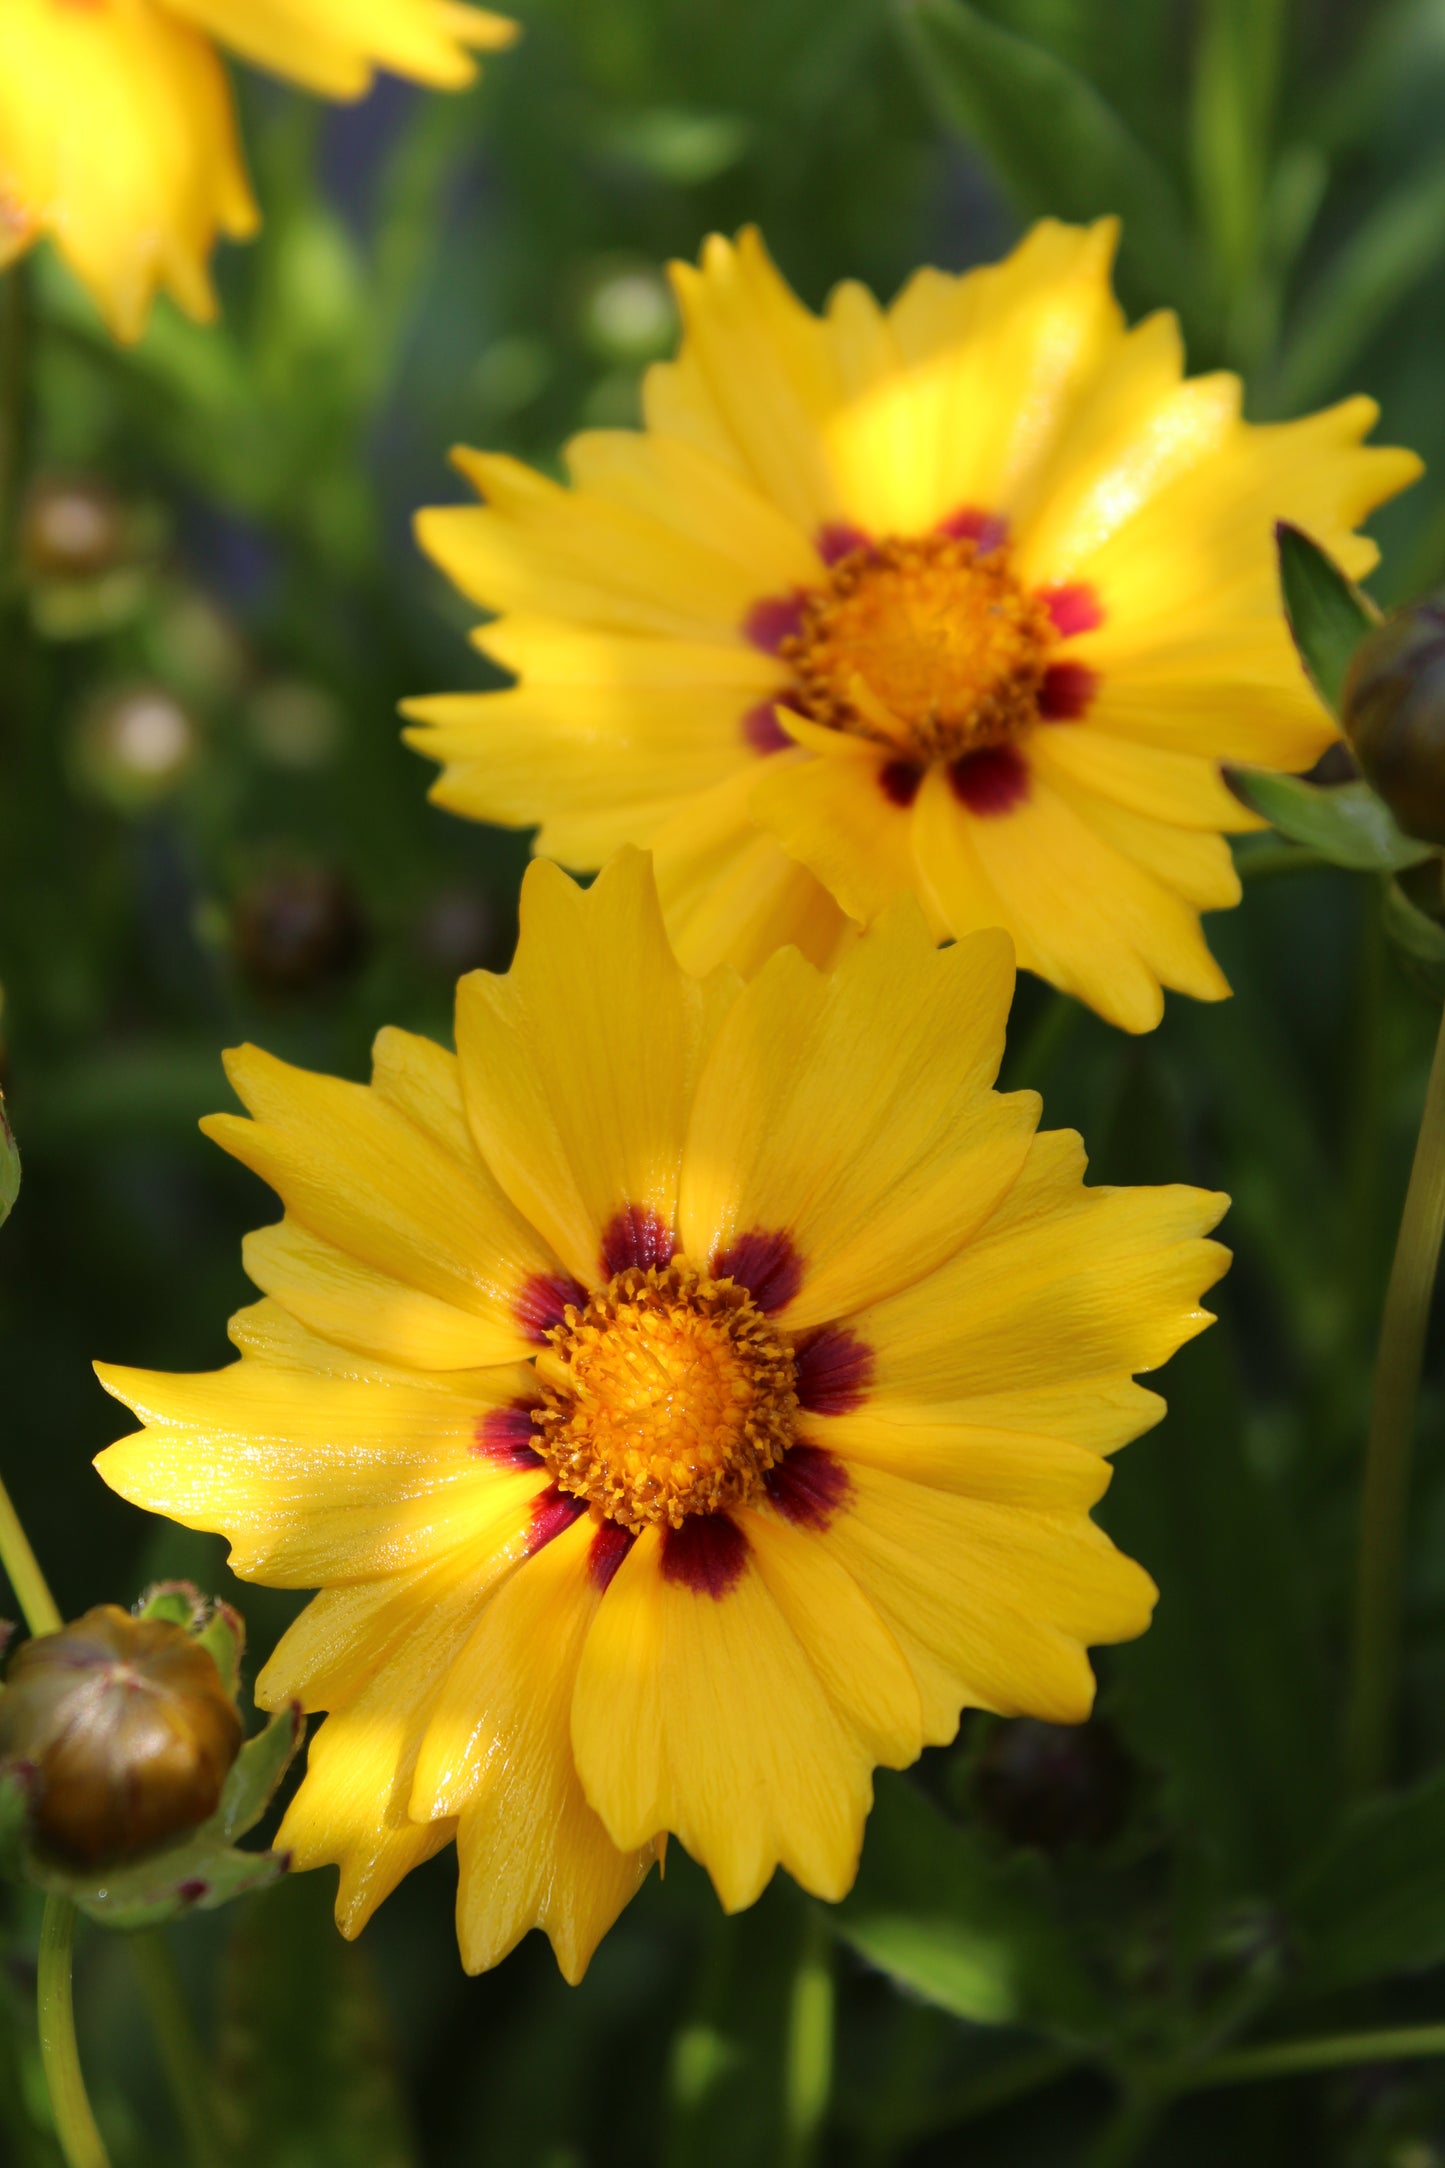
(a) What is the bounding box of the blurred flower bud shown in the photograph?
[21,477,125,583]
[973,1716,1133,1853]
[0,1605,243,1868]
[1341,599,1445,847]
[414,886,496,977]
[72,684,199,810]
[246,680,343,772]
[232,868,369,996]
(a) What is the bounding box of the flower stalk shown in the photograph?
[1346,996,1445,1793]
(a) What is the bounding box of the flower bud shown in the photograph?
[21,477,125,584]
[973,1716,1133,1852]
[1341,599,1445,847]
[0,1605,243,1868]
[231,868,369,995]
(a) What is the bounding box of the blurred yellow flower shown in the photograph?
[0,0,517,343]
[96,850,1226,1980]
[406,219,1420,1032]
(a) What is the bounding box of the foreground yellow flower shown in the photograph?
[0,0,517,343]
[406,220,1420,1032]
[96,852,1227,1979]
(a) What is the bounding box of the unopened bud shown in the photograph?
[21,477,125,583]
[232,868,369,995]
[973,1716,1133,1853]
[1341,599,1445,848]
[0,1606,242,1868]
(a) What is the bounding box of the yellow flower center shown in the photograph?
[782,535,1056,762]
[532,1261,799,1530]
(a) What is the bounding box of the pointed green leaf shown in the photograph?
[1228,770,1431,872]
[194,1601,245,1700]
[221,1704,303,1842]
[830,1772,1105,2040]
[135,1582,204,1631]
[62,1841,290,1932]
[1275,521,1379,716]
[1289,1771,1445,1995]
[0,1094,17,1229]
[899,0,1204,326]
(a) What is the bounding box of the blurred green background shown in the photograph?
[6,0,1445,2161]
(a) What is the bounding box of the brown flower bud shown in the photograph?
[973,1716,1133,1853]
[0,1606,243,1867]
[1341,599,1445,847]
[232,868,369,995]
[21,477,126,583]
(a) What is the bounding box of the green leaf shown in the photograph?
[1228,771,1431,873]
[831,1772,1105,2040]
[1275,521,1378,717]
[217,1874,419,2168]
[0,1094,17,1229]
[1101,1323,1335,1895]
[1289,1771,1445,1995]
[899,0,1205,328]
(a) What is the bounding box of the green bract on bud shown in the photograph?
[0,1603,242,1866]
[0,1090,18,1227]
[0,1585,300,1929]
[1341,599,1445,848]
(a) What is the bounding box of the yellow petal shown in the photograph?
[679,907,1038,1325]
[571,1524,881,1910]
[913,761,1229,1031]
[94,1355,541,1583]
[851,1128,1229,1420]
[649,766,854,978]
[412,1513,657,1982]
[817,1411,1114,1510]
[821,1459,1155,1739]
[455,852,734,1285]
[749,738,947,936]
[159,0,516,97]
[203,1037,566,1365]
[0,0,257,344]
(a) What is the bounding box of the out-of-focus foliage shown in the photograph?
[6,1,1445,2162]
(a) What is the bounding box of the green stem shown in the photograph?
[1082,2082,1168,2168]
[37,1901,109,2168]
[0,1472,61,1637]
[131,1933,220,2168]
[1346,999,1445,1793]
[781,1912,834,2168]
[1194,2023,1445,2087]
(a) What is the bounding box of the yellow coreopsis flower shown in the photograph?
[96,852,1225,1980]
[0,0,517,344]
[405,220,1421,1033]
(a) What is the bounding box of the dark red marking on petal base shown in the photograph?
[1038,661,1100,721]
[177,1879,209,1906]
[743,698,795,755]
[515,1271,587,1343]
[589,1521,635,1593]
[527,1484,588,1555]
[474,1404,543,1468]
[950,744,1030,816]
[766,1445,852,1532]
[602,1204,676,1276]
[795,1328,875,1416]
[662,1514,748,1598]
[936,505,1009,553]
[879,758,923,808]
[712,1228,804,1313]
[745,590,808,654]
[816,520,873,565]
[1038,582,1104,638]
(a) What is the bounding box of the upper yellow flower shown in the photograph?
[0,0,517,343]
[96,851,1226,1981]
[405,219,1421,1033]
